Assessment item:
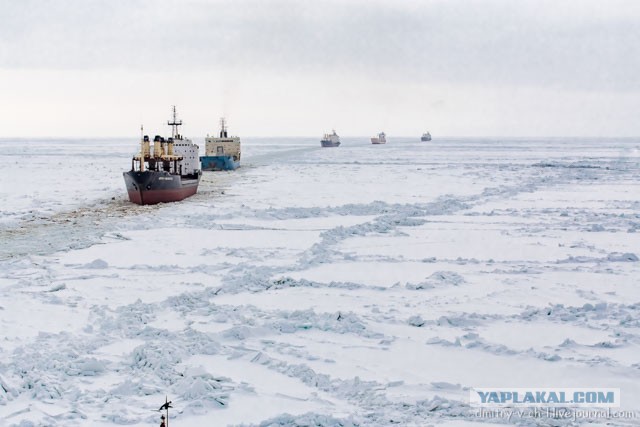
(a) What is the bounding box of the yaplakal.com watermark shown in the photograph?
[470,388,620,407]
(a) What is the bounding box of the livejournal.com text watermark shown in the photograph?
[472,408,638,422]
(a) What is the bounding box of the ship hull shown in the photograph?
[371,138,386,144]
[123,170,200,205]
[200,155,240,171]
[321,140,340,147]
[421,137,432,141]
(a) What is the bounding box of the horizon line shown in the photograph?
[0,135,638,140]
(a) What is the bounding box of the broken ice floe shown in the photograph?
[80,259,109,269]
[405,271,465,290]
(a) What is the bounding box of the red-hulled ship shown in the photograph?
[123,107,201,205]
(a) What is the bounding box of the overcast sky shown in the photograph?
[1,0,640,137]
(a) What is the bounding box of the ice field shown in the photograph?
[0,137,639,426]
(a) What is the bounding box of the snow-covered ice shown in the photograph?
[1,137,639,426]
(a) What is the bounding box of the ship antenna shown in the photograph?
[167,106,183,139]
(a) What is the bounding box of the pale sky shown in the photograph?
[1,0,640,137]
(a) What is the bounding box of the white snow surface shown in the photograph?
[1,137,640,426]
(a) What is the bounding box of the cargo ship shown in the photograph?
[321,130,341,147]
[371,132,386,144]
[421,132,432,141]
[200,117,241,171]
[123,106,201,205]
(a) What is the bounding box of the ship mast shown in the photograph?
[219,117,227,138]
[167,106,183,139]
[139,124,145,172]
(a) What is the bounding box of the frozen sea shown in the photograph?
[0,137,639,426]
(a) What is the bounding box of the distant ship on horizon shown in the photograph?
[123,106,201,205]
[421,132,432,141]
[200,117,241,171]
[371,132,386,144]
[321,130,341,147]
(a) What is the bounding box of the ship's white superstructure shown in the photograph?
[173,138,200,175]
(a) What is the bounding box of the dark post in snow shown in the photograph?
[158,396,172,427]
